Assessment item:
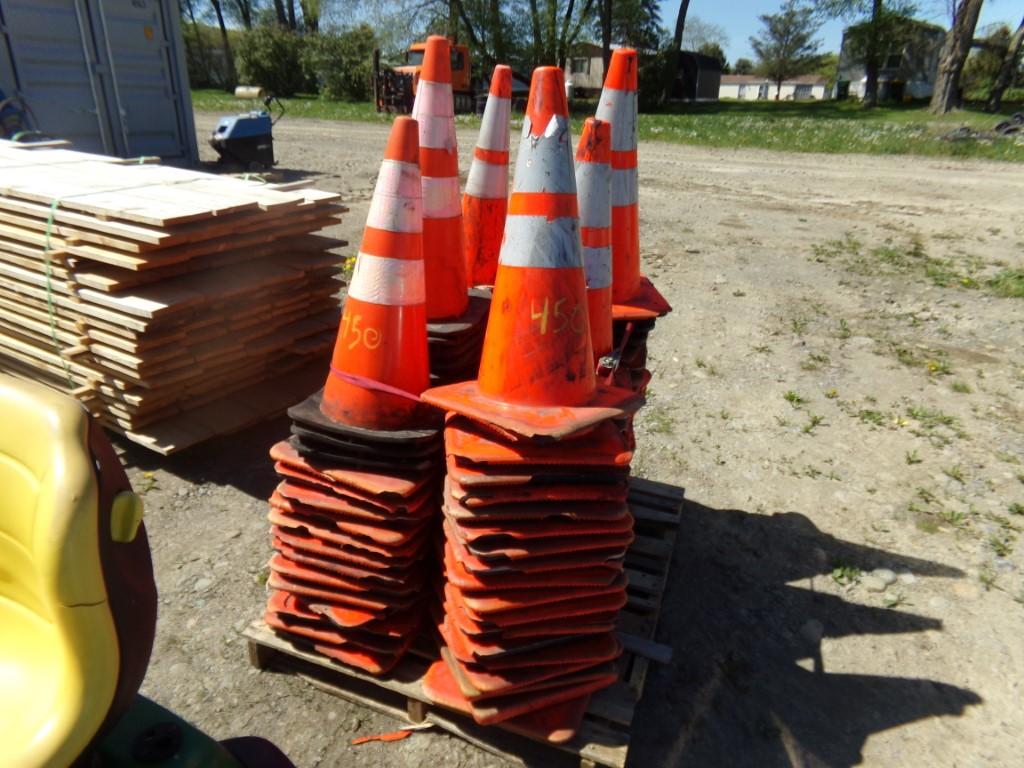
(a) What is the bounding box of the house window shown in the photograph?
[885,52,903,68]
[451,50,465,72]
[757,84,770,100]
[794,84,813,99]
[570,57,590,75]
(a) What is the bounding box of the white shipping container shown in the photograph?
[0,0,198,164]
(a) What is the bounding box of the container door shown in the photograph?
[0,0,116,153]
[85,0,195,162]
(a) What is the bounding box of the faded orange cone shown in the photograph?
[463,65,512,287]
[412,36,469,319]
[574,117,614,361]
[423,67,641,438]
[320,116,429,430]
[595,48,671,320]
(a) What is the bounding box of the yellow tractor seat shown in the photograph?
[0,374,156,768]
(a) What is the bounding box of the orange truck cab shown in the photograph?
[379,40,476,113]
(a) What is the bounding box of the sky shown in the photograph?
[658,1,1022,64]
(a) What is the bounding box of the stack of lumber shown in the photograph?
[0,140,347,454]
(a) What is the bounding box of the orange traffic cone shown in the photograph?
[595,48,671,320]
[422,67,641,439]
[319,116,429,429]
[412,36,469,319]
[463,65,512,288]
[574,117,613,361]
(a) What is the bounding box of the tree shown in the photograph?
[988,16,1024,111]
[210,0,238,87]
[698,41,728,71]
[682,17,729,51]
[734,57,755,74]
[930,0,984,113]
[816,0,917,107]
[751,1,823,99]
[661,0,692,104]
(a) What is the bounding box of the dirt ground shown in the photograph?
[122,114,1024,767]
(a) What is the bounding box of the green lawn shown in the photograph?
[191,89,1024,162]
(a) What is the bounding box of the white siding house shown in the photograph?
[719,74,828,101]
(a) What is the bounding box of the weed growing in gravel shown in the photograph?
[784,391,806,407]
[1009,503,1024,516]
[859,409,886,426]
[645,406,676,434]
[951,381,972,393]
[825,388,838,399]
[831,564,862,585]
[906,405,959,430]
[837,319,852,339]
[802,414,825,434]
[986,269,1024,298]
[940,508,969,528]
[752,344,772,354]
[695,357,720,376]
[906,450,923,465]
[801,352,831,371]
[790,316,809,335]
[989,535,1015,558]
[943,465,966,483]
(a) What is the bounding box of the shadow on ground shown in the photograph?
[629,496,981,768]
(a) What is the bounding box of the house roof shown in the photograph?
[720,74,827,86]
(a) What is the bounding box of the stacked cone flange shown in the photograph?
[420,67,644,743]
[263,117,442,675]
[595,48,670,397]
[413,36,490,385]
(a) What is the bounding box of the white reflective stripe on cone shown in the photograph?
[511,114,575,195]
[366,162,422,233]
[611,168,639,207]
[478,97,511,151]
[595,89,638,152]
[412,80,455,117]
[575,163,611,228]
[349,253,426,305]
[465,160,508,199]
[583,246,612,289]
[414,113,457,151]
[422,176,461,218]
[499,215,582,269]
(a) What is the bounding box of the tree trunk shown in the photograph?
[489,0,507,62]
[556,0,577,70]
[987,16,1024,112]
[183,0,211,79]
[210,0,237,89]
[863,0,883,107]
[930,0,984,114]
[776,80,782,100]
[286,0,297,30]
[662,0,692,104]
[600,0,612,73]
[528,0,543,66]
[272,0,288,27]
[299,0,319,32]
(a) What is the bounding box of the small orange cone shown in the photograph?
[412,36,469,319]
[574,117,614,361]
[595,48,671,320]
[320,116,429,429]
[463,65,512,287]
[422,67,641,439]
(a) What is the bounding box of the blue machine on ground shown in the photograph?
[210,87,284,169]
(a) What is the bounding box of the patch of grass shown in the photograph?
[645,405,676,435]
[836,319,852,340]
[137,472,158,494]
[825,388,838,399]
[790,316,809,335]
[801,352,831,371]
[1009,502,1024,516]
[192,89,390,123]
[989,535,1014,558]
[802,414,825,434]
[951,381,972,394]
[783,390,806,407]
[858,409,886,426]
[906,405,959,430]
[694,357,719,376]
[752,344,773,354]
[905,450,922,465]
[831,564,862,586]
[986,269,1024,298]
[942,464,966,484]
[939,508,969,528]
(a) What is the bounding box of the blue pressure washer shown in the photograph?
[209,86,285,169]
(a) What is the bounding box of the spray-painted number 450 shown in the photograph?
[531,297,585,336]
[340,313,382,350]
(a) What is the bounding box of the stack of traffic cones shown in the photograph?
[463,64,512,288]
[413,35,489,386]
[420,68,643,742]
[595,48,671,394]
[262,117,441,675]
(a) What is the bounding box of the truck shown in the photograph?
[374,40,477,114]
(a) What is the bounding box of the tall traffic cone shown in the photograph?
[463,64,512,288]
[263,116,444,677]
[595,48,671,320]
[574,117,613,361]
[422,67,641,439]
[412,35,469,320]
[317,115,430,430]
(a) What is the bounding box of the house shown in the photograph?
[719,74,828,100]
[567,44,721,101]
[835,19,946,100]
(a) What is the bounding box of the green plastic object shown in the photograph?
[96,695,242,767]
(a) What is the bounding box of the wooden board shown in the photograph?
[243,479,684,768]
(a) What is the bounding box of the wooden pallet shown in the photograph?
[243,477,683,768]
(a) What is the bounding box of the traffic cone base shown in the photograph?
[446,525,626,575]
[611,275,672,320]
[457,575,628,615]
[447,513,633,544]
[271,440,429,500]
[444,543,621,591]
[267,572,395,612]
[270,519,421,572]
[271,527,417,580]
[273,481,435,522]
[313,602,423,636]
[450,479,629,507]
[443,616,621,668]
[274,539,413,589]
[269,590,376,627]
[291,390,440,444]
[446,651,607,700]
[271,556,403,601]
[270,507,430,561]
[445,415,632,466]
[447,455,631,489]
